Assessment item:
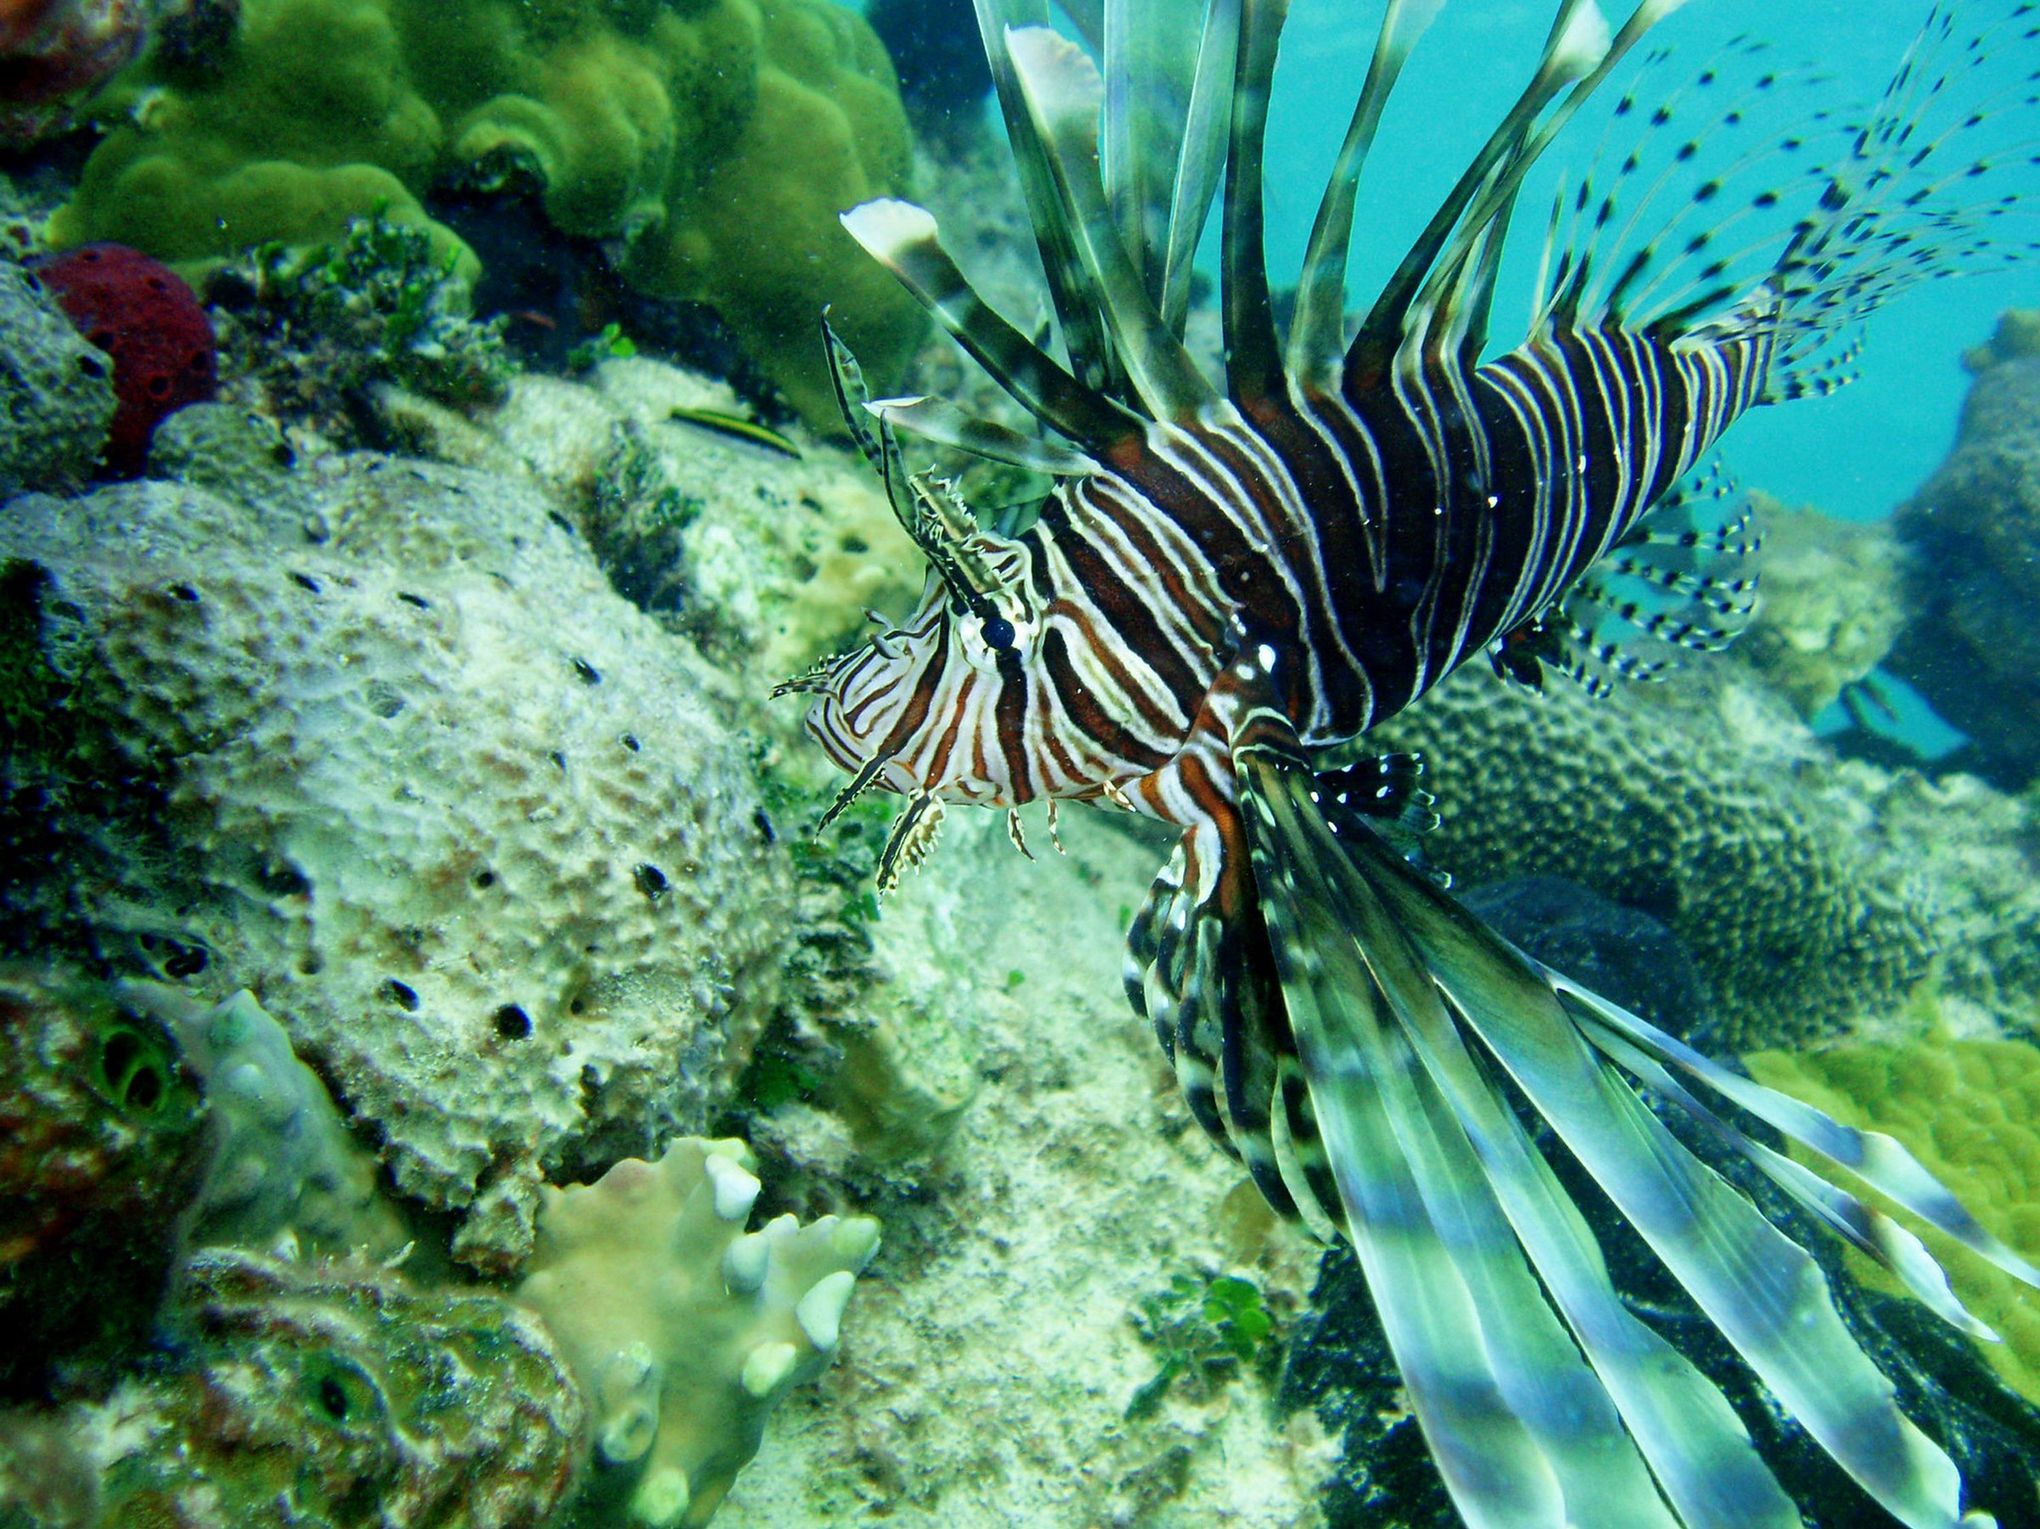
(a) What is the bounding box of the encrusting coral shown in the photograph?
[3,1245,586,1527]
[0,258,116,497]
[0,439,796,1272]
[1371,663,1938,1049]
[45,0,923,421]
[514,1137,880,1528]
[0,966,209,1395]
[164,985,412,1260]
[1743,1036,2040,1407]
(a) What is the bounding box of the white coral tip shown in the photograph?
[631,1465,690,1526]
[796,1270,857,1351]
[833,1216,881,1267]
[741,1340,799,1398]
[704,1153,761,1223]
[722,1231,770,1294]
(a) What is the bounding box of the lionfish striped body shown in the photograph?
[783,1,2040,1523]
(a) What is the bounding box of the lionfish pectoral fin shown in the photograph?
[874,789,945,895]
[1490,461,1763,699]
[1242,725,1988,1527]
[1237,733,1794,1528]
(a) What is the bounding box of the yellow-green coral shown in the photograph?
[1743,1037,2040,1403]
[515,1137,880,1527]
[48,0,921,421]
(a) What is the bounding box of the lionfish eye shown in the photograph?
[980,615,1018,652]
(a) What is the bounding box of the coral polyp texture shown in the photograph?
[7,1245,586,1526]
[0,450,796,1271]
[45,0,922,421]
[1371,664,1937,1049]
[514,1137,880,1528]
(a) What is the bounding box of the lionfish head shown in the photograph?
[774,463,1044,890]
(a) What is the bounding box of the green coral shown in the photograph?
[48,0,922,421]
[209,211,512,428]
[1743,1036,2040,1405]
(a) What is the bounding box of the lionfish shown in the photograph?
[780,0,2040,1522]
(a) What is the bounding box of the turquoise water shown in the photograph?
[1265,0,2035,520]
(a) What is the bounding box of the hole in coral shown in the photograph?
[633,863,669,900]
[125,1064,162,1110]
[492,1003,532,1041]
[473,869,496,889]
[163,942,208,978]
[318,1377,349,1420]
[548,750,568,772]
[568,993,586,1016]
[620,733,640,752]
[75,354,105,379]
[571,657,602,686]
[384,979,419,1011]
[298,953,322,976]
[146,374,172,400]
[290,572,321,594]
[100,1029,139,1092]
[169,583,200,603]
[754,808,776,844]
[397,592,429,610]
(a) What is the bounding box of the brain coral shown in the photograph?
[1371,665,1937,1050]
[57,1246,585,1526]
[1743,1038,2040,1407]
[46,0,922,423]
[0,449,796,1272]
[516,1137,879,1527]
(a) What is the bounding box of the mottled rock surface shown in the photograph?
[0,450,794,1270]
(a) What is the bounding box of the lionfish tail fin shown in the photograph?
[1219,693,1989,1528]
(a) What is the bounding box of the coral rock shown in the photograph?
[0,258,115,497]
[516,1137,879,1527]
[15,1246,586,1526]
[0,966,209,1396]
[1371,665,1936,1049]
[1892,309,2040,789]
[31,243,215,478]
[0,456,796,1270]
[166,985,410,1260]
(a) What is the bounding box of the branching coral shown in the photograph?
[47,0,922,421]
[515,1137,879,1527]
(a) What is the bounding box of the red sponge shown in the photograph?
[36,243,217,478]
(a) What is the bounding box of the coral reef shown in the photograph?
[1744,1037,2040,1407]
[0,258,114,497]
[1734,493,1907,720]
[3,1245,585,1526]
[1891,308,2040,790]
[0,966,208,1395]
[1371,665,1938,1049]
[45,0,922,421]
[515,1137,879,1527]
[32,242,215,477]
[166,985,410,1260]
[205,210,509,443]
[0,442,795,1271]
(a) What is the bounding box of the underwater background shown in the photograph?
[0,0,2037,1524]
